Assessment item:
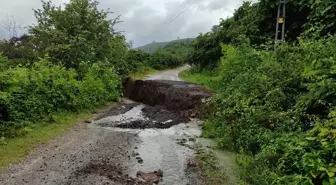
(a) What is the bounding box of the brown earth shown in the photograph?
[0,105,140,185]
[72,163,163,185]
[123,78,213,118]
[98,105,190,129]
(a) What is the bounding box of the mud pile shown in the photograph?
[96,103,189,129]
[123,78,213,118]
[73,163,163,185]
[116,106,189,129]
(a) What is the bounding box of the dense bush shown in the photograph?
[0,59,121,138]
[196,37,336,184]
[0,0,128,139]
[0,0,127,139]
[180,0,336,184]
[147,49,183,70]
[188,32,222,68]
[125,49,151,73]
[188,0,336,68]
[0,35,38,61]
[0,55,9,71]
[128,38,192,71]
[124,47,186,74]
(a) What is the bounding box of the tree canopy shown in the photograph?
[188,0,336,67]
[29,0,125,69]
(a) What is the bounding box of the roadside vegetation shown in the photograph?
[136,38,194,53]
[0,0,190,164]
[182,0,336,184]
[0,106,103,169]
[194,145,229,185]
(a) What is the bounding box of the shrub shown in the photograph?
[200,36,336,184]
[126,49,151,73]
[0,59,121,138]
[147,49,183,70]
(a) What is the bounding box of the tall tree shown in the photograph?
[29,0,125,69]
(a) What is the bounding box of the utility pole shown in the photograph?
[274,0,286,50]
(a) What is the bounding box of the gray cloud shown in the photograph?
[0,0,248,47]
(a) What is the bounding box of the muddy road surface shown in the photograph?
[0,66,212,185]
[145,65,189,81]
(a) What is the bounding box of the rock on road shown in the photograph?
[0,65,205,185]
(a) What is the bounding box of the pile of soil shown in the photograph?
[95,102,139,121]
[119,106,188,129]
[98,105,189,129]
[123,79,213,118]
[73,163,163,185]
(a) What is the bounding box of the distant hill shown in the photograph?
[136,38,194,53]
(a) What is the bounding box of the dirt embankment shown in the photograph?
[123,78,213,118]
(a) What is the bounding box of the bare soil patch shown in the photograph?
[123,78,213,118]
[72,163,163,185]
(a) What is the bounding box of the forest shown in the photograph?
[0,0,190,139]
[181,0,336,184]
[136,38,194,53]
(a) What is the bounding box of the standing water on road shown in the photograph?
[91,98,204,185]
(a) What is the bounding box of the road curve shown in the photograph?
[145,65,190,81]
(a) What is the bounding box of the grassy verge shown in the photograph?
[179,67,221,91]
[195,145,228,185]
[130,64,187,80]
[0,102,115,170]
[129,67,158,80]
[181,68,246,184]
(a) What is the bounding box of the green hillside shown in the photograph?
[136,38,194,53]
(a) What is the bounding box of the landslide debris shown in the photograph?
[123,79,213,118]
[73,163,163,185]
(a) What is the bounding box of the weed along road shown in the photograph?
[0,66,213,185]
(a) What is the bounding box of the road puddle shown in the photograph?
[90,98,237,185]
[90,99,204,185]
[125,121,202,185]
[95,104,146,126]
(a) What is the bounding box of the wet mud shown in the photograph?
[123,79,213,118]
[91,99,206,185]
[72,163,163,185]
[97,103,189,129]
[94,102,138,120]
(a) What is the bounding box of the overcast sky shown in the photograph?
[0,0,250,47]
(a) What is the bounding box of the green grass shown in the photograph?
[129,65,185,80]
[195,145,229,185]
[129,67,158,80]
[0,103,115,170]
[179,67,221,91]
[0,61,10,72]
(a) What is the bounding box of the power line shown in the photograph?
[133,0,199,45]
[166,0,196,24]
[180,0,193,5]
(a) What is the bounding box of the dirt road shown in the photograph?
[145,65,190,81]
[0,66,208,185]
